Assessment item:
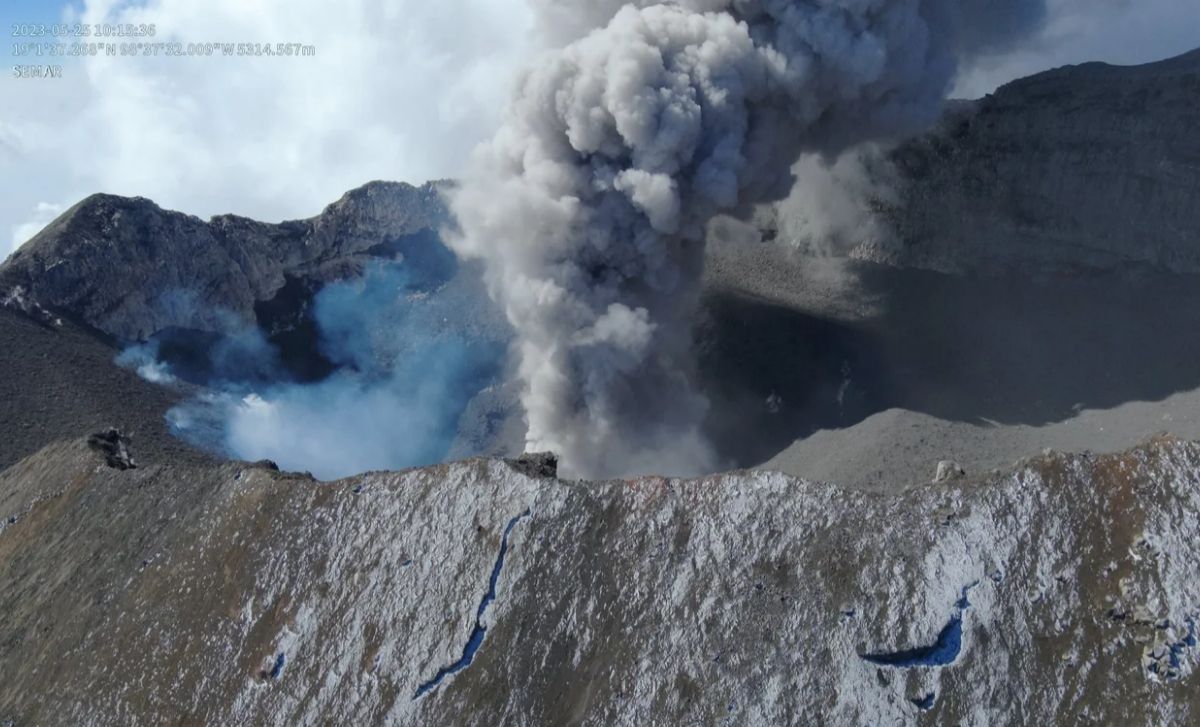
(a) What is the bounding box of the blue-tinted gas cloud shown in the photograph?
[223,264,505,478]
[121,256,510,481]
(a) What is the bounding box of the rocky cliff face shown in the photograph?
[1,436,1197,724]
[859,49,1200,274]
[0,180,449,341]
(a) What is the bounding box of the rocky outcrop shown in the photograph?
[86,428,137,470]
[0,180,450,340]
[0,285,62,328]
[862,49,1200,274]
[1,436,1198,724]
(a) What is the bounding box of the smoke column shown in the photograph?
[448,0,1044,479]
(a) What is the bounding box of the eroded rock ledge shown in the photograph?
[1,437,1198,724]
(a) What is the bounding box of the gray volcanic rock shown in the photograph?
[86,428,137,470]
[860,49,1200,274]
[1,436,1198,724]
[0,180,450,340]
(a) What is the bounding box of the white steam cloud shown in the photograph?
[448,0,1047,479]
[0,0,537,260]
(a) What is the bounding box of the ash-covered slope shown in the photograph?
[0,180,449,341]
[865,49,1200,274]
[1,436,1198,724]
[0,295,211,470]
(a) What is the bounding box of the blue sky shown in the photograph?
[4,1,80,76]
[3,0,69,28]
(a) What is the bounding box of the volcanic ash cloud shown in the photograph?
[447,0,1045,479]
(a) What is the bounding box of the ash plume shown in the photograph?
[449,0,1045,479]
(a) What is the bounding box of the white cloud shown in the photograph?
[1,0,537,259]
